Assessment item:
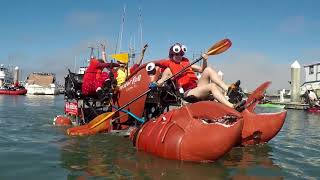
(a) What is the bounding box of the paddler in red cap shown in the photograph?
[151,43,246,112]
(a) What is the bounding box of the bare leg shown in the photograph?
[187,83,234,108]
[198,67,229,92]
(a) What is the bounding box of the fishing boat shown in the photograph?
[0,65,27,95]
[0,64,14,85]
[0,86,27,95]
[25,72,59,95]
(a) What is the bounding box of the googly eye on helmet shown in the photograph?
[169,43,187,58]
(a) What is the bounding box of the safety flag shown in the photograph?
[110,53,129,64]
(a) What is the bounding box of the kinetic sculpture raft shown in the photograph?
[55,39,287,162]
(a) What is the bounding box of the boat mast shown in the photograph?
[118,4,126,54]
[88,46,95,59]
[74,56,77,73]
[129,36,134,65]
[139,5,143,50]
[97,45,100,59]
[129,5,143,66]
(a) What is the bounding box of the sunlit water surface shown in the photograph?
[0,95,319,179]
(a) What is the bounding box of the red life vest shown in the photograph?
[160,58,198,91]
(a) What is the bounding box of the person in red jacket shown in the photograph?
[82,57,118,96]
[152,43,245,111]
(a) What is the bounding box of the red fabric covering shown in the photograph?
[82,58,115,96]
[157,58,198,92]
[14,82,19,87]
[130,64,140,74]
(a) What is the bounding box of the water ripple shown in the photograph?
[0,96,320,179]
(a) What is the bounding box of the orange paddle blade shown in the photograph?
[67,124,89,135]
[68,119,112,136]
[207,39,232,56]
[87,112,111,127]
[90,112,115,129]
[67,112,113,136]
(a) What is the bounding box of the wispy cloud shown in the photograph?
[302,48,320,62]
[213,52,299,92]
[65,10,105,28]
[279,16,305,34]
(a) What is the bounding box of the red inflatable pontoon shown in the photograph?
[241,81,287,145]
[133,101,243,162]
[0,88,27,95]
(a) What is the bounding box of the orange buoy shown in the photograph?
[53,115,72,126]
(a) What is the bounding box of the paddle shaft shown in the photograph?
[91,56,204,128]
[90,90,149,129]
[113,56,204,112]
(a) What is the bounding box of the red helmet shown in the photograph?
[169,43,187,58]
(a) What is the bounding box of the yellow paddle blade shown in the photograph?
[67,112,112,135]
[90,111,115,129]
[67,112,115,136]
[207,39,232,56]
[111,53,129,64]
[87,112,112,127]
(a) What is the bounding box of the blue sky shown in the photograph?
[0,0,319,91]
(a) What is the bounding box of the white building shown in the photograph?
[302,62,320,95]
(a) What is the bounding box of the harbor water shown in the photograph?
[0,95,319,179]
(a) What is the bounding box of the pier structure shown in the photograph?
[14,66,19,85]
[291,60,301,103]
[260,60,310,110]
[218,70,224,80]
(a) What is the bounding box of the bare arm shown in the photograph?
[100,44,107,63]
[157,67,173,85]
[191,64,202,73]
[135,44,148,65]
[191,53,208,72]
